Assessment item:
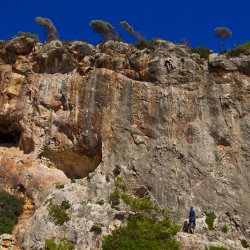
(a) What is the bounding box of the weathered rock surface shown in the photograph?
[0,38,249,249]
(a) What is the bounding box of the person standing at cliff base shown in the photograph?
[189,206,196,233]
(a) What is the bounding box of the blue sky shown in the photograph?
[0,0,248,51]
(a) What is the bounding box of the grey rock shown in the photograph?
[209,53,237,71]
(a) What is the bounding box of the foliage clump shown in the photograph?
[17,32,39,42]
[119,21,157,50]
[120,21,145,42]
[221,224,228,233]
[226,41,250,57]
[121,194,156,213]
[102,214,179,250]
[90,225,102,235]
[45,237,74,250]
[90,20,120,41]
[96,200,105,205]
[55,183,64,189]
[35,17,58,42]
[0,190,24,235]
[113,165,121,177]
[109,189,120,207]
[48,200,70,225]
[133,39,156,50]
[241,239,250,248]
[205,211,216,230]
[190,45,211,60]
[103,176,180,250]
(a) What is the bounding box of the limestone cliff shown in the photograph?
[0,36,249,249]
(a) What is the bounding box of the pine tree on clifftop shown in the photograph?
[90,20,120,41]
[35,17,58,42]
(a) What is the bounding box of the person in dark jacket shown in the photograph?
[189,206,196,233]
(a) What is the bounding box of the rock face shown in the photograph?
[0,37,249,249]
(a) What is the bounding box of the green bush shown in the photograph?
[134,40,155,50]
[113,165,121,177]
[0,217,15,235]
[226,41,250,57]
[90,225,102,235]
[115,176,123,182]
[17,32,39,42]
[96,200,105,206]
[105,175,110,182]
[45,237,74,250]
[103,182,180,250]
[190,45,211,60]
[115,182,128,192]
[121,194,156,213]
[221,224,228,233]
[102,215,179,250]
[109,190,120,207]
[0,190,24,235]
[48,201,70,225]
[241,239,250,248]
[61,200,70,210]
[205,211,216,230]
[55,184,64,189]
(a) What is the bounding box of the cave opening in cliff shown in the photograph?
[0,119,21,147]
[42,145,102,179]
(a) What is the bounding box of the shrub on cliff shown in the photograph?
[226,41,250,57]
[90,224,102,235]
[0,190,24,235]
[45,237,74,250]
[113,165,121,177]
[35,17,58,42]
[90,20,120,41]
[241,239,250,248]
[190,45,211,60]
[205,211,216,230]
[221,224,228,233]
[48,200,70,225]
[17,32,39,42]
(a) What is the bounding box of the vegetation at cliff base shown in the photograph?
[0,190,24,235]
[102,214,179,250]
[103,177,180,250]
[45,237,74,250]
[205,211,216,230]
